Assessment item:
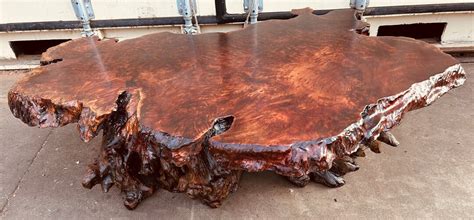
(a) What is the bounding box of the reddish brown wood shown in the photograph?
[8,9,466,209]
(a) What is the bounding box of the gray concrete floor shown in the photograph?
[0,63,473,219]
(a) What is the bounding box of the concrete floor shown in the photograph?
[0,63,473,219]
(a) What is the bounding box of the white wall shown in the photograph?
[0,0,218,23]
[0,0,76,23]
[1,0,473,23]
[370,0,473,7]
[91,0,216,19]
[226,0,349,13]
[226,0,474,13]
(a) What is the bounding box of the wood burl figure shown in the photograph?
[8,9,467,209]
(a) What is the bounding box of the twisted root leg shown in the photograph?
[300,156,358,188]
[366,131,400,154]
[286,156,355,188]
[286,174,311,187]
[366,140,381,153]
[287,171,345,188]
[82,161,103,190]
[351,147,366,158]
[308,132,400,188]
[330,156,359,176]
[82,152,156,210]
[81,93,158,210]
[286,132,401,189]
[122,182,154,210]
[310,171,345,188]
[81,104,242,209]
[378,131,400,147]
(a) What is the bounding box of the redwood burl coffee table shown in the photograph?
[8,9,466,210]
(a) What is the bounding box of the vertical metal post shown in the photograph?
[71,0,95,37]
[182,0,194,33]
[350,0,370,11]
[177,0,198,34]
[244,0,263,24]
[249,0,259,24]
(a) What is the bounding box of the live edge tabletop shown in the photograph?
[8,9,466,209]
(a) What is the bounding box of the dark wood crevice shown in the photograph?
[40,58,63,66]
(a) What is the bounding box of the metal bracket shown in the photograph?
[244,0,263,24]
[350,0,370,11]
[71,0,95,37]
[243,0,263,12]
[177,0,199,34]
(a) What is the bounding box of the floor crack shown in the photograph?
[0,128,53,215]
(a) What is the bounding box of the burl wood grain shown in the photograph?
[8,9,466,209]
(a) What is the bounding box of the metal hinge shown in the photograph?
[243,0,263,24]
[71,0,95,37]
[177,0,199,34]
